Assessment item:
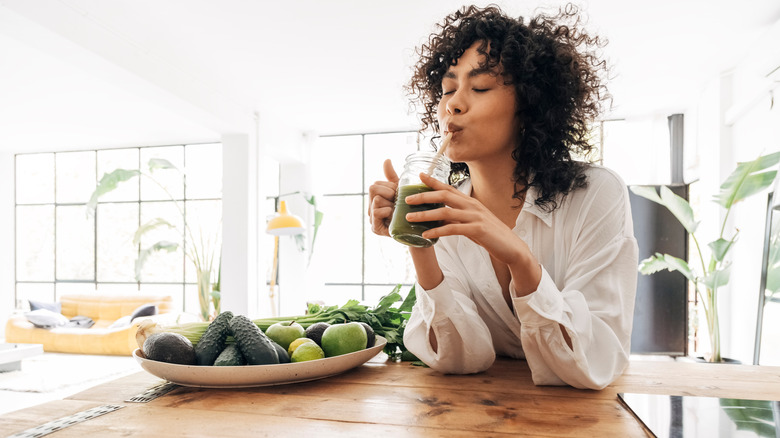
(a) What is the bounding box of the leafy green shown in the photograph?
[86,169,140,214]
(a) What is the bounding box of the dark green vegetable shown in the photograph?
[213,343,246,366]
[195,311,234,366]
[230,315,279,365]
[272,342,290,364]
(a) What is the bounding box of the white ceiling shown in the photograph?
[1,0,779,153]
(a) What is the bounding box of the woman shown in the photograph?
[368,4,638,389]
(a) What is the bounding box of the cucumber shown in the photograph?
[195,311,234,366]
[272,341,290,364]
[213,343,246,366]
[230,315,279,365]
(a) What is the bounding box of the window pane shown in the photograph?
[184,284,201,316]
[139,284,185,313]
[16,283,55,309]
[312,136,362,194]
[97,148,139,202]
[56,282,96,300]
[16,205,55,281]
[319,285,363,307]
[97,203,139,282]
[364,196,417,285]
[364,132,420,189]
[316,195,362,283]
[141,146,184,201]
[56,151,95,204]
[16,153,54,204]
[185,143,222,199]
[138,201,184,282]
[95,283,139,295]
[56,205,95,280]
[184,200,222,283]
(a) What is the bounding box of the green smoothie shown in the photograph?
[389,183,444,247]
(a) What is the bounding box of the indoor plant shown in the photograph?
[630,151,780,362]
[87,158,221,321]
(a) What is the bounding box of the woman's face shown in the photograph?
[437,42,519,165]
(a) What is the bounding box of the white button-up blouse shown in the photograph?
[403,165,638,389]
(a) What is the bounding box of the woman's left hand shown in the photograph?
[405,173,527,266]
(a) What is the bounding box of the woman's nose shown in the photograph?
[446,92,465,115]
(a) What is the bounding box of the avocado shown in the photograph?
[272,341,291,364]
[359,322,376,348]
[143,332,197,365]
[304,322,331,347]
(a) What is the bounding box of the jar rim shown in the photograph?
[404,150,451,165]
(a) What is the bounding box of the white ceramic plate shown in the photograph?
[133,336,386,388]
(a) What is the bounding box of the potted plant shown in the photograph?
[87,158,221,321]
[630,151,780,362]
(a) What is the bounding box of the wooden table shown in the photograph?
[1,355,779,437]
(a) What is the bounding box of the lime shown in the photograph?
[287,337,316,357]
[291,342,325,362]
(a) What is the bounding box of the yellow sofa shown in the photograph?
[4,294,188,356]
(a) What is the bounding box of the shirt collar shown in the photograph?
[455,178,554,228]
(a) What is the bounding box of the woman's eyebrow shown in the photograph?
[443,66,493,79]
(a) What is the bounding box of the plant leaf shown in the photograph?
[708,237,736,263]
[398,284,417,313]
[86,169,141,214]
[714,151,780,209]
[135,241,179,281]
[638,253,696,283]
[702,265,731,290]
[133,218,176,245]
[659,186,699,234]
[148,158,178,172]
[629,185,663,204]
[630,185,698,234]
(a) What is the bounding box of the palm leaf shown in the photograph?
[639,253,696,283]
[715,152,780,209]
[630,185,698,234]
[708,237,736,263]
[86,169,140,214]
[132,218,176,246]
[148,158,178,172]
[135,241,179,281]
[702,265,731,290]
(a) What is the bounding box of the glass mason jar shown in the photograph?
[389,151,451,247]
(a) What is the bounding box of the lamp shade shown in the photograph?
[267,200,304,235]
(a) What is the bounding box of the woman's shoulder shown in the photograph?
[566,163,630,206]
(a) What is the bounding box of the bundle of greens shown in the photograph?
[136,284,417,360]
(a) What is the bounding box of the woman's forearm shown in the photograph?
[409,246,444,290]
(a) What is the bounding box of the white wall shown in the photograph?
[0,152,15,338]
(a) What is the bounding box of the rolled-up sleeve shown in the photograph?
[512,172,638,389]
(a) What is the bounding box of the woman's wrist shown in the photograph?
[508,249,542,297]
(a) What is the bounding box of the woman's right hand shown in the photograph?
[367,159,399,237]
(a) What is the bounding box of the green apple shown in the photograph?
[321,322,368,357]
[291,342,325,363]
[265,321,305,351]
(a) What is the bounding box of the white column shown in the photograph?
[0,152,15,337]
[221,134,259,317]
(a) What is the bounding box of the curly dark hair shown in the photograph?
[407,3,610,212]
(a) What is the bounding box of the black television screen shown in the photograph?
[628,184,689,356]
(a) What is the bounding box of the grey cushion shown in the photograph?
[28,299,61,313]
[130,303,157,320]
[108,315,132,329]
[66,316,95,328]
[25,309,69,329]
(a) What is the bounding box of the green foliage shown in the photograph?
[87,158,221,320]
[629,151,780,362]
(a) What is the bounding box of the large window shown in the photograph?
[14,143,222,314]
[311,132,425,306]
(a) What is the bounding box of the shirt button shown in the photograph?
[519,230,527,238]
